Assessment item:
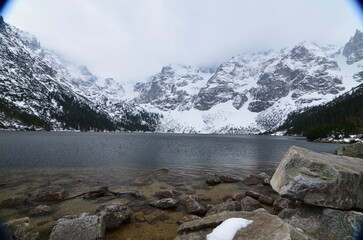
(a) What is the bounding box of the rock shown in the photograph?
[1,217,39,240]
[206,201,241,215]
[177,215,201,224]
[240,196,262,211]
[95,203,130,230]
[31,185,66,203]
[157,168,169,173]
[29,205,53,216]
[219,175,239,183]
[232,192,246,201]
[156,190,174,199]
[49,213,105,240]
[149,198,178,209]
[242,174,266,186]
[1,197,25,208]
[176,209,311,240]
[83,186,110,199]
[273,198,297,214]
[336,143,363,159]
[257,195,274,205]
[277,208,297,219]
[284,205,363,240]
[271,146,363,209]
[185,195,206,215]
[245,190,261,199]
[258,172,271,185]
[206,174,221,186]
[134,214,145,222]
[144,212,170,223]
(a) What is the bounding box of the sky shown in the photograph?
[2,0,363,85]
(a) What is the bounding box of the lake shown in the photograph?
[0,132,345,239]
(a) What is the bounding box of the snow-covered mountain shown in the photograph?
[0,16,159,131]
[1,15,362,133]
[132,31,363,133]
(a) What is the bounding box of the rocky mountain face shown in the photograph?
[133,33,363,133]
[0,16,159,131]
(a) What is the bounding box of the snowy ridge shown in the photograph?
[133,35,363,133]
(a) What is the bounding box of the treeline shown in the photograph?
[279,83,363,141]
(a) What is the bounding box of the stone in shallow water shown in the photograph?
[206,201,241,215]
[149,198,178,209]
[185,195,206,215]
[29,205,53,216]
[177,215,201,224]
[218,175,239,183]
[206,174,221,186]
[95,203,130,230]
[30,185,66,203]
[156,190,175,199]
[271,146,363,209]
[1,217,39,240]
[49,213,105,240]
[1,197,25,208]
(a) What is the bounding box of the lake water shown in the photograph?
[0,132,345,239]
[0,131,344,168]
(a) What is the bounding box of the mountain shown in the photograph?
[1,16,362,133]
[278,83,363,140]
[132,31,363,133]
[0,16,160,131]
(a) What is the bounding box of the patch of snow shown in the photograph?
[206,218,253,240]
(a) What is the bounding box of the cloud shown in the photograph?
[3,0,363,84]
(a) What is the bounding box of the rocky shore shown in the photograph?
[1,144,363,240]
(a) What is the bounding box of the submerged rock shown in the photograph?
[232,192,247,201]
[218,175,239,183]
[240,196,262,212]
[150,198,178,209]
[271,146,363,209]
[176,209,310,240]
[1,197,25,208]
[30,185,66,203]
[95,203,130,230]
[206,174,221,186]
[242,173,268,186]
[156,190,175,199]
[49,213,105,240]
[29,205,53,216]
[284,204,363,240]
[1,217,39,240]
[185,195,206,215]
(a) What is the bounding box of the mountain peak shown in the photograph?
[343,29,363,64]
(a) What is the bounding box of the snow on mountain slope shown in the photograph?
[133,32,363,133]
[0,16,159,131]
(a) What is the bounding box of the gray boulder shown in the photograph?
[95,203,130,230]
[49,213,105,240]
[176,209,311,240]
[1,217,39,240]
[206,201,241,215]
[185,195,206,215]
[336,143,363,159]
[240,196,262,211]
[271,146,363,209]
[285,205,363,240]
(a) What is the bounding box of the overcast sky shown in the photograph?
[2,0,363,85]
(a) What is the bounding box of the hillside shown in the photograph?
[278,83,363,140]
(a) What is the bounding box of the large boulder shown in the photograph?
[284,204,363,240]
[95,203,130,230]
[336,143,363,159]
[1,217,39,240]
[270,146,363,209]
[175,209,310,240]
[49,213,105,240]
